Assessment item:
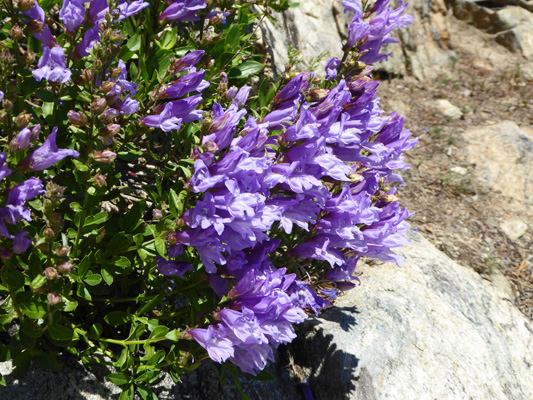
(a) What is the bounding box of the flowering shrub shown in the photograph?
[0,0,415,397]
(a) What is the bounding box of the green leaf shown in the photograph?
[228,60,264,79]
[89,323,103,339]
[226,24,240,50]
[76,283,92,301]
[149,326,169,339]
[72,159,90,172]
[30,274,47,290]
[41,102,55,119]
[154,237,166,257]
[123,200,146,231]
[119,384,135,400]
[20,319,44,338]
[101,268,114,285]
[84,212,110,228]
[249,369,276,382]
[48,324,74,341]
[128,32,142,52]
[108,372,130,386]
[104,311,130,326]
[17,292,47,319]
[2,267,25,289]
[77,255,91,279]
[37,352,60,371]
[84,273,102,286]
[137,384,158,400]
[168,189,186,218]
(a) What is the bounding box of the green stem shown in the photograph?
[98,334,183,346]
[72,189,91,257]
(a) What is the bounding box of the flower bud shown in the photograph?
[153,209,162,220]
[22,50,36,64]
[53,246,70,257]
[210,12,224,25]
[18,0,35,12]
[100,123,120,137]
[96,226,106,242]
[47,292,62,305]
[200,28,217,46]
[100,81,115,94]
[43,227,55,239]
[109,68,123,78]
[91,98,107,113]
[2,99,13,111]
[349,173,363,183]
[93,172,107,187]
[44,267,60,280]
[67,110,87,127]
[225,86,238,100]
[205,57,215,69]
[80,69,94,85]
[99,107,119,124]
[15,112,31,128]
[27,19,44,34]
[167,232,178,245]
[56,261,74,273]
[307,88,329,102]
[92,150,116,163]
[378,194,399,203]
[10,24,23,40]
[203,141,219,153]
[29,123,41,141]
[110,30,122,43]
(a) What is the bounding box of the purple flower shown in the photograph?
[115,95,139,115]
[155,256,194,278]
[115,0,149,21]
[21,3,56,47]
[18,127,79,172]
[142,103,182,132]
[0,177,44,225]
[325,58,340,80]
[0,90,3,101]
[32,46,71,84]
[0,152,12,181]
[88,0,109,23]
[173,50,205,73]
[161,70,209,99]
[73,25,101,59]
[188,324,234,363]
[160,0,206,23]
[13,231,32,254]
[60,0,85,33]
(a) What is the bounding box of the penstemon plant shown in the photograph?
[0,0,415,398]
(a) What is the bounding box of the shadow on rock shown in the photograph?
[287,307,362,400]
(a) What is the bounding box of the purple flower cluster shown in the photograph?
[343,0,413,63]
[151,0,417,373]
[0,128,78,258]
[142,51,208,131]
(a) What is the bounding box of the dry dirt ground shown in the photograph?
[377,19,533,319]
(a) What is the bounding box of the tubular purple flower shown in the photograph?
[173,50,205,73]
[0,153,12,181]
[160,0,207,23]
[18,127,79,172]
[142,103,182,132]
[115,0,150,21]
[13,231,32,254]
[155,256,194,278]
[60,0,85,33]
[325,58,341,80]
[9,127,33,152]
[21,3,56,47]
[187,324,234,363]
[73,25,101,59]
[0,177,44,225]
[32,46,71,84]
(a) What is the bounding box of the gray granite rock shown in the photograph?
[287,230,533,400]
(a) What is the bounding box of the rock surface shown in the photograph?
[463,121,533,209]
[433,99,463,119]
[288,230,533,400]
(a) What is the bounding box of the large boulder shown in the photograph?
[258,0,456,80]
[463,121,533,210]
[288,230,533,399]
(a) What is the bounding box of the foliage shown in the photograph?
[0,0,415,397]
